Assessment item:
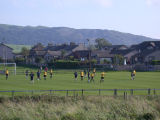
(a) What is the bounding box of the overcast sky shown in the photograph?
[0,0,160,39]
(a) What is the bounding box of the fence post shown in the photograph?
[32,90,34,96]
[50,90,52,95]
[66,90,68,97]
[12,90,14,99]
[82,89,84,96]
[153,89,156,95]
[114,89,117,97]
[99,89,101,96]
[148,89,151,95]
[130,89,133,96]
[73,90,75,97]
[124,92,126,100]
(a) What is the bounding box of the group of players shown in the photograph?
[2,67,136,83]
[74,68,105,83]
[25,67,53,83]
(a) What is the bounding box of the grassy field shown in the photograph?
[0,66,160,96]
[6,44,32,53]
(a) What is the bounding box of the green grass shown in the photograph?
[0,66,160,96]
[0,96,160,120]
[6,44,32,53]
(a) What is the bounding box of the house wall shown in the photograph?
[124,50,138,60]
[100,58,112,63]
[0,45,14,60]
[145,50,160,62]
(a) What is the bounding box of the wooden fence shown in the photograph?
[0,89,160,100]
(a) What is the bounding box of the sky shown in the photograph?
[0,0,160,39]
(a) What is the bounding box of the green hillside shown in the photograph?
[0,24,159,45]
[6,44,32,53]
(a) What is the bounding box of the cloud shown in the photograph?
[94,0,113,7]
[11,0,113,8]
[146,0,160,6]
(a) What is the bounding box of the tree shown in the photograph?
[95,38,112,49]
[35,57,44,64]
[20,47,30,63]
[61,50,66,59]
[113,55,124,65]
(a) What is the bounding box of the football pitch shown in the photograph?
[0,67,160,96]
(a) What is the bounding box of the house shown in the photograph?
[105,45,128,51]
[69,50,90,61]
[110,48,138,65]
[91,50,114,64]
[131,41,160,64]
[44,50,61,62]
[0,43,15,61]
[44,43,87,52]
[29,43,45,63]
[29,42,88,63]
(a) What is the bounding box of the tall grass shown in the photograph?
[0,96,160,120]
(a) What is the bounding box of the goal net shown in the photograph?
[0,63,16,75]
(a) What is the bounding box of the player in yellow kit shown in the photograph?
[44,71,47,80]
[5,69,9,80]
[100,72,105,83]
[50,69,53,79]
[91,72,94,82]
[80,71,84,80]
[131,70,136,80]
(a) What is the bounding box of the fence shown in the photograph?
[0,88,160,99]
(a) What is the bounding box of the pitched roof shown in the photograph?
[44,44,79,51]
[45,50,61,56]
[71,50,89,58]
[131,41,160,51]
[91,50,114,58]
[0,43,13,50]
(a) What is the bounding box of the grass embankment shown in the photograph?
[0,96,160,120]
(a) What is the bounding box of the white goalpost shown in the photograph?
[0,63,16,75]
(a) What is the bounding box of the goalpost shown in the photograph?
[0,63,16,75]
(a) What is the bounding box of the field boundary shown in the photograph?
[0,88,160,98]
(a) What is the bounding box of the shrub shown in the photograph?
[151,60,160,65]
[61,114,75,120]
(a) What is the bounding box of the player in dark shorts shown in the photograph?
[74,71,78,81]
[37,70,41,80]
[25,70,29,79]
[131,71,135,80]
[44,71,47,80]
[100,72,105,83]
[30,72,34,83]
[91,73,94,82]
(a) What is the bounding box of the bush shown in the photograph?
[137,113,155,120]
[48,60,80,69]
[15,57,25,64]
[61,114,75,120]
[151,60,160,65]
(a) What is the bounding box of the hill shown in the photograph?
[0,24,159,45]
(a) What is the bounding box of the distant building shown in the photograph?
[29,42,88,63]
[91,50,114,64]
[0,43,15,61]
